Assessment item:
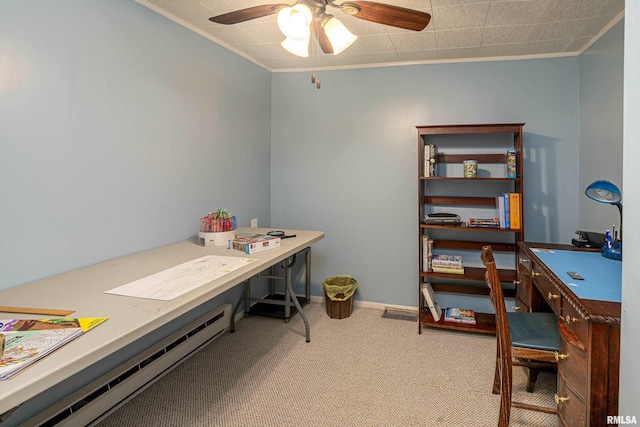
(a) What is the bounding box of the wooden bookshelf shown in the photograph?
[417,123,524,334]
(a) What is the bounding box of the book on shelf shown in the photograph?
[421,282,442,322]
[0,317,109,380]
[503,193,511,229]
[422,235,433,272]
[496,196,506,229]
[424,144,437,177]
[444,307,476,325]
[431,266,465,275]
[431,254,463,267]
[230,234,281,254]
[509,192,521,229]
[468,218,500,228]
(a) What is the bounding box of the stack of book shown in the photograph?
[496,193,521,229]
[468,217,500,228]
[431,254,464,274]
[423,144,437,177]
[422,235,434,271]
[444,307,476,325]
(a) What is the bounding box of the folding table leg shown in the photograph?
[230,278,251,333]
[283,259,310,342]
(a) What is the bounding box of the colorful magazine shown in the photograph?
[0,317,108,380]
[431,254,463,267]
[444,308,476,325]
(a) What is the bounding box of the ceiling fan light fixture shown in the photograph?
[281,34,310,57]
[277,4,313,41]
[323,16,357,55]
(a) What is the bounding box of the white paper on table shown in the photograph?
[105,255,256,301]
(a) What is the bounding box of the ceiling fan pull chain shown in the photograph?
[311,26,321,89]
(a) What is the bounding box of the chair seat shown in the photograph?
[508,312,560,351]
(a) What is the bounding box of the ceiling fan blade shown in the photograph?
[210,4,289,25]
[341,1,431,31]
[312,20,334,54]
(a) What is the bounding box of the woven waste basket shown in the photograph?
[322,275,358,319]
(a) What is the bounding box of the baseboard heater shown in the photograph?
[21,304,232,427]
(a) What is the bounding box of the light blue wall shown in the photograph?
[0,0,272,292]
[271,59,579,310]
[0,3,271,422]
[579,19,624,233]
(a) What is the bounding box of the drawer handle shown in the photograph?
[513,279,521,285]
[548,292,560,300]
[532,271,541,277]
[513,306,521,311]
[554,394,570,404]
[554,351,569,361]
[519,258,530,263]
[565,314,578,323]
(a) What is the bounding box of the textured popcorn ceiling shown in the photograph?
[137,0,625,71]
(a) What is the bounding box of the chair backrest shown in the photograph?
[481,246,510,349]
[480,245,506,318]
[481,245,513,425]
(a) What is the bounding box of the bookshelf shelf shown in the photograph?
[417,123,525,335]
[420,310,496,334]
[420,177,522,182]
[420,224,522,232]
[420,266,516,282]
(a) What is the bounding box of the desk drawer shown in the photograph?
[519,254,532,273]
[562,301,589,347]
[531,264,562,314]
[514,297,530,313]
[516,264,532,310]
[558,323,587,401]
[557,373,587,427]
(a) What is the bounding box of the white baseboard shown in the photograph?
[309,295,418,313]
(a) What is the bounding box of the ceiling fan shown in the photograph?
[209,1,431,57]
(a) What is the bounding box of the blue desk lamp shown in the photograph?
[585,180,622,260]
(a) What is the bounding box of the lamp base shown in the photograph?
[601,241,622,261]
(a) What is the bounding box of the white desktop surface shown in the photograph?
[0,228,324,417]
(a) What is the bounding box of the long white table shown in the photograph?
[0,228,324,421]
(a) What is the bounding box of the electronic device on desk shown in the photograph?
[423,213,462,225]
[572,230,606,249]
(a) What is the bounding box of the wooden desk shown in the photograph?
[518,242,621,427]
[0,228,323,423]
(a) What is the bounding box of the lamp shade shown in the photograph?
[281,34,310,57]
[585,180,622,205]
[323,16,357,55]
[277,4,312,41]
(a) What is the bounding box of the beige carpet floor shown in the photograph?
[96,302,557,426]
